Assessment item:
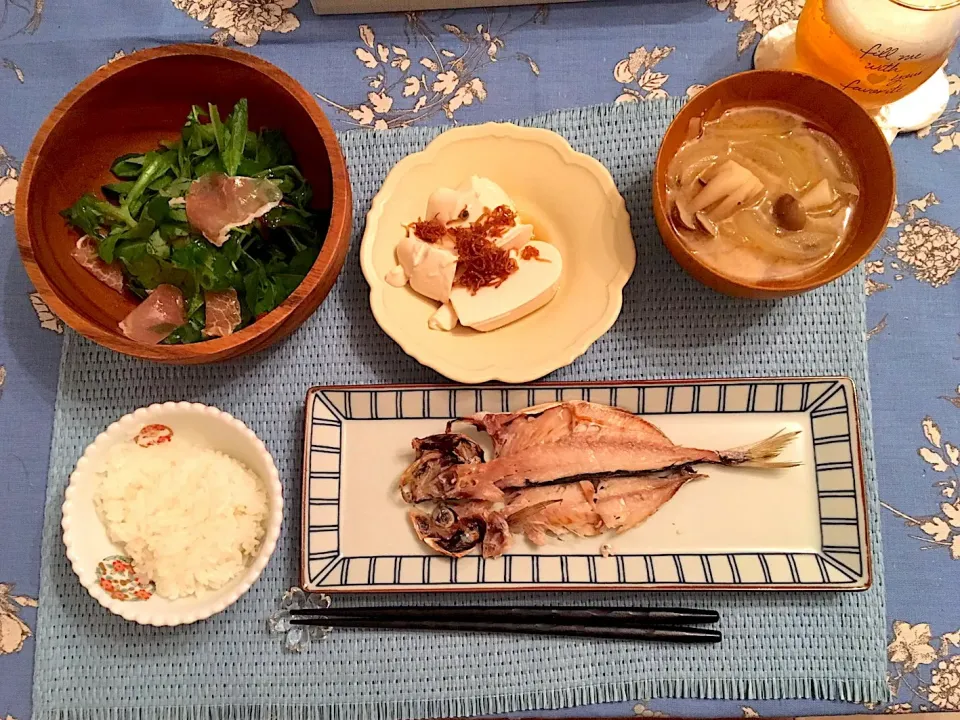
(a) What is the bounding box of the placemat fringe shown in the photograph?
[34,675,889,720]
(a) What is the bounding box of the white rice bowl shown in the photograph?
[63,402,283,626]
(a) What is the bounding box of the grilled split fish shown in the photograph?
[409,467,705,558]
[401,400,799,557]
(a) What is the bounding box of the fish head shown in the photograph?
[409,506,487,558]
[412,433,484,461]
[400,433,485,503]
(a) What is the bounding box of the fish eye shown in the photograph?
[432,505,457,527]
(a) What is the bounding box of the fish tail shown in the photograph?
[720,429,801,468]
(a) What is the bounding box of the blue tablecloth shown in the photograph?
[1,1,958,718]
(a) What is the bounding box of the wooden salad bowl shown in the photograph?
[653,70,894,299]
[15,44,352,363]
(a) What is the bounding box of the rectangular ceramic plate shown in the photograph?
[301,378,871,593]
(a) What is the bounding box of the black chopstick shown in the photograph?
[291,616,721,643]
[290,605,719,627]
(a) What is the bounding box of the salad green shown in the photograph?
[61,99,330,344]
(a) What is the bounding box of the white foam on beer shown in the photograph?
[824,0,957,58]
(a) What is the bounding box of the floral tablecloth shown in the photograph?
[1,1,959,718]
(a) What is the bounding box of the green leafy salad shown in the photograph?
[61,99,330,344]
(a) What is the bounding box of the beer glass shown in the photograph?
[794,0,960,108]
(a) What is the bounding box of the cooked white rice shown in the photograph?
[94,436,268,599]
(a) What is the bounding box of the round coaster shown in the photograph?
[753,20,798,70]
[872,67,951,134]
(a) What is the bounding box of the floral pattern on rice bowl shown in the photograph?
[95,556,155,602]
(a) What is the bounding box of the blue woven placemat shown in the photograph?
[32,98,887,720]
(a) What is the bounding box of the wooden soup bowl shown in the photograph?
[16,44,352,363]
[653,70,894,299]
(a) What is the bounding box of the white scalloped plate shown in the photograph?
[63,402,283,626]
[360,123,635,384]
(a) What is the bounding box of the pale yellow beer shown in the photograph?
[794,0,960,108]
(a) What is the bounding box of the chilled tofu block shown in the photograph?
[496,223,534,251]
[427,176,515,225]
[450,241,561,332]
[395,235,458,303]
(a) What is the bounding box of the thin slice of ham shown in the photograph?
[71,236,125,293]
[119,284,186,344]
[185,172,282,247]
[204,288,241,337]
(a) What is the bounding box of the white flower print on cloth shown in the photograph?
[917,68,960,154]
[871,193,959,291]
[631,703,667,717]
[928,656,960,709]
[0,145,19,217]
[882,415,960,558]
[884,619,960,711]
[882,703,914,713]
[887,217,960,287]
[613,46,676,103]
[865,260,890,298]
[0,0,42,37]
[0,582,37,655]
[172,0,300,47]
[99,50,133,70]
[944,385,960,411]
[0,0,41,79]
[888,621,938,672]
[866,314,887,339]
[317,9,545,129]
[2,58,25,83]
[707,0,804,55]
[887,192,939,230]
[29,292,63,334]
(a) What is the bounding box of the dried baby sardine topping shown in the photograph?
[407,217,447,243]
[520,245,551,263]
[450,205,519,294]
[473,205,517,237]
